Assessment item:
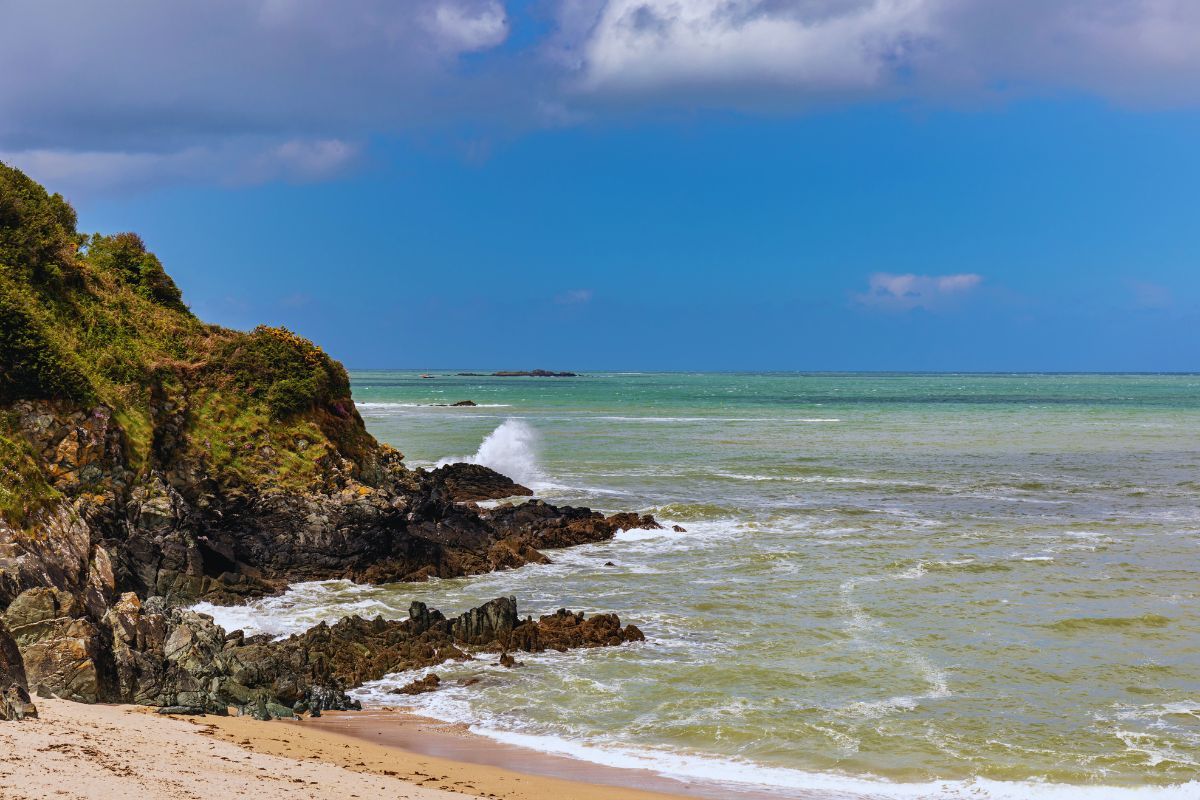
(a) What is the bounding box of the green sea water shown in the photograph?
[202,372,1200,798]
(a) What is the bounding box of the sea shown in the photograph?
[197,372,1200,799]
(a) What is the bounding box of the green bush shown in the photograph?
[220,326,349,419]
[0,161,80,285]
[84,232,189,313]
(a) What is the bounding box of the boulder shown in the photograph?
[2,587,109,702]
[450,596,518,647]
[425,463,532,503]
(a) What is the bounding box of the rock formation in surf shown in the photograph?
[0,163,658,715]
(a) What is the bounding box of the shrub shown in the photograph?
[0,161,80,285]
[85,232,189,314]
[220,326,349,419]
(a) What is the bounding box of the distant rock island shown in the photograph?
[457,370,578,377]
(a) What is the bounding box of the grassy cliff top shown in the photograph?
[0,162,383,525]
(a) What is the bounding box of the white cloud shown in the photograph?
[0,139,360,194]
[855,272,982,311]
[5,1,1200,193]
[556,0,1200,106]
[0,1,506,192]
[555,288,594,304]
[429,1,509,51]
[575,0,933,94]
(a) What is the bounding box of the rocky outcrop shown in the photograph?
[2,400,654,610]
[0,590,640,714]
[424,462,533,503]
[0,399,659,716]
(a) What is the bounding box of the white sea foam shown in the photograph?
[348,673,1200,800]
[435,418,546,488]
[191,580,396,639]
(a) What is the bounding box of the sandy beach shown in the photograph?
[0,699,698,800]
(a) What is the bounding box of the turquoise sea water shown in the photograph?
[204,373,1200,798]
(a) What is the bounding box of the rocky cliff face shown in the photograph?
[0,162,659,715]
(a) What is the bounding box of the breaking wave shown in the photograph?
[436,418,546,489]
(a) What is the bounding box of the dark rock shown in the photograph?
[424,462,532,503]
[390,673,440,695]
[509,608,646,654]
[604,561,616,567]
[451,400,477,407]
[157,705,207,715]
[672,525,687,533]
[450,596,517,646]
[498,652,522,668]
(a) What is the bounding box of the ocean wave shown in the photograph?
[436,418,546,489]
[190,579,397,639]
[348,673,1200,800]
[1045,614,1172,633]
[711,471,941,490]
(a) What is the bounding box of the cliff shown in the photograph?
[0,163,657,715]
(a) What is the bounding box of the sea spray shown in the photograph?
[437,418,545,488]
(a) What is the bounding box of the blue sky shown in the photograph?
[3,1,1199,370]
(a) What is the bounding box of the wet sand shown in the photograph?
[203,708,730,800]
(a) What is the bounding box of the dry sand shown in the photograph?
[0,700,699,800]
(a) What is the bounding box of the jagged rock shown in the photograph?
[498,652,521,668]
[451,400,476,407]
[425,462,532,503]
[2,587,109,702]
[672,525,686,533]
[509,609,646,653]
[451,596,518,646]
[390,673,440,695]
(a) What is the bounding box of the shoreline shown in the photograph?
[294,708,791,800]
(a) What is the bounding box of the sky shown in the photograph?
[2,0,1198,371]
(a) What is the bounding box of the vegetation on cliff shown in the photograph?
[0,161,370,526]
